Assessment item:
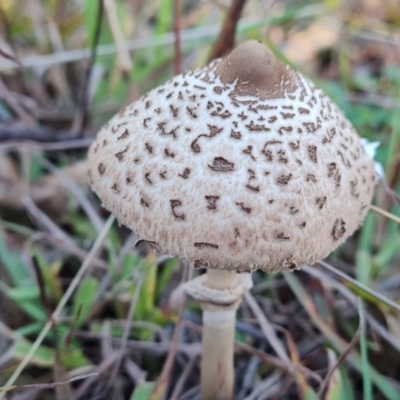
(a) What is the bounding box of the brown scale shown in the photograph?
[145,143,153,153]
[205,196,219,210]
[243,146,255,160]
[332,218,346,240]
[187,107,198,118]
[115,147,129,161]
[278,126,292,135]
[307,145,318,163]
[315,196,327,209]
[276,174,292,185]
[118,129,129,140]
[246,121,270,132]
[236,202,251,214]
[179,168,191,179]
[170,199,185,220]
[208,157,235,172]
[98,163,105,175]
[194,242,219,249]
[230,130,241,139]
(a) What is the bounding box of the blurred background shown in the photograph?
[0,0,399,399]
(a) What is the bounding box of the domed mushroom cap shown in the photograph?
[88,40,375,273]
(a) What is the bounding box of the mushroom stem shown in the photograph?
[201,308,236,400]
[205,268,239,289]
[201,269,239,400]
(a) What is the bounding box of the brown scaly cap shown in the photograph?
[215,40,296,99]
[87,41,376,273]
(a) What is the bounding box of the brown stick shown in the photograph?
[72,0,104,136]
[173,0,182,75]
[0,127,93,142]
[208,0,247,62]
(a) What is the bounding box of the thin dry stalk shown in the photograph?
[76,352,122,398]
[370,204,400,224]
[317,323,361,397]
[303,264,400,352]
[72,0,104,135]
[208,0,247,61]
[108,274,144,385]
[318,260,400,313]
[0,137,94,152]
[103,0,137,101]
[152,294,188,399]
[38,158,103,233]
[174,0,182,75]
[244,292,291,364]
[170,356,198,400]
[104,0,133,74]
[76,330,201,357]
[0,79,36,127]
[22,196,75,247]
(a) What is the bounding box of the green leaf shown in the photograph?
[3,285,40,301]
[120,253,142,282]
[359,300,372,400]
[156,258,178,298]
[13,340,91,369]
[72,278,99,327]
[136,263,157,321]
[130,382,155,400]
[0,231,30,285]
[0,282,47,322]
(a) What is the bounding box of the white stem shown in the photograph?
[205,268,238,290]
[201,269,239,400]
[201,309,236,400]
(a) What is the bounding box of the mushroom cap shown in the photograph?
[88,41,375,273]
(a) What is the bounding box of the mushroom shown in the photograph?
[87,41,376,400]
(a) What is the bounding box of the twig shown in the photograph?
[152,264,190,398]
[104,0,137,102]
[318,260,400,313]
[76,351,121,398]
[208,0,247,62]
[0,215,115,399]
[22,231,109,271]
[317,321,361,396]
[38,158,104,233]
[170,356,198,400]
[76,330,201,356]
[173,0,182,75]
[303,265,400,353]
[0,137,94,152]
[244,292,291,364]
[370,204,400,224]
[108,274,144,385]
[72,0,104,135]
[0,127,93,143]
[0,80,36,127]
[22,196,76,247]
[104,0,133,74]
[378,177,400,206]
[0,373,99,393]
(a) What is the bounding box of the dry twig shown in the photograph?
[72,0,104,135]
[208,0,247,62]
[174,0,182,75]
